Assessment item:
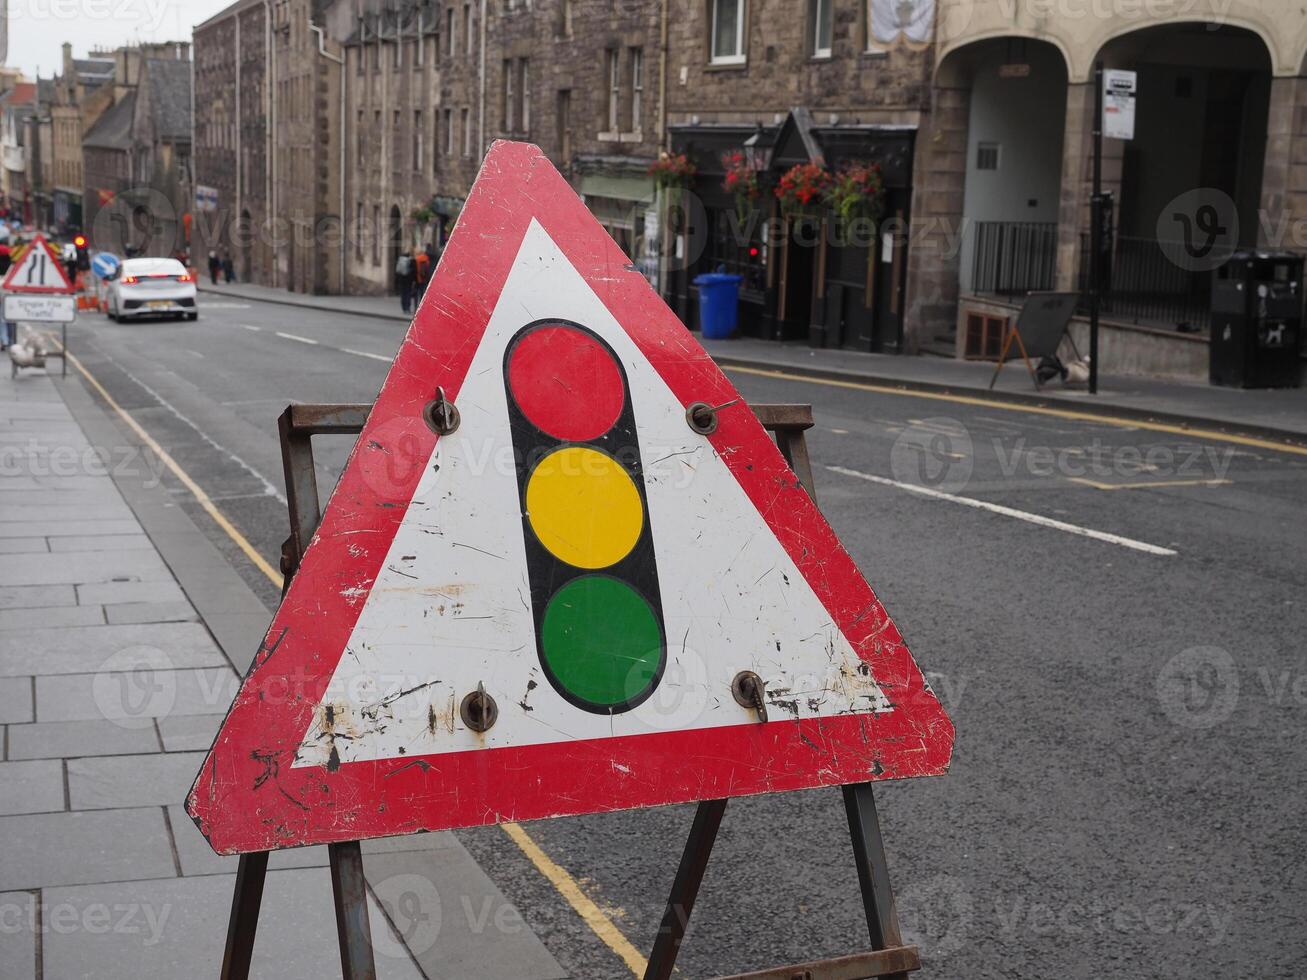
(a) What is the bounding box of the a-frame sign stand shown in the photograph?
[218,401,920,980]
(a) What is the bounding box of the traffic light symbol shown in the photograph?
[504,319,666,714]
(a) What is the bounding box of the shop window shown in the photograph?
[976,142,1000,171]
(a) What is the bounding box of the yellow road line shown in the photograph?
[65,348,646,976]
[1068,476,1234,491]
[722,364,1307,458]
[502,822,649,976]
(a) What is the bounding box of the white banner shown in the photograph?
[868,0,934,50]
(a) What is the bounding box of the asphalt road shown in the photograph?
[63,296,1307,979]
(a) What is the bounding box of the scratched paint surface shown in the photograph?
[293,220,892,769]
[187,141,953,855]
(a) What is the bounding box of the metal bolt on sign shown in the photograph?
[460,682,499,732]
[685,398,740,435]
[422,386,460,435]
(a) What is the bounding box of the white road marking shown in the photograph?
[343,348,391,361]
[239,324,261,332]
[276,331,318,345]
[827,465,1177,556]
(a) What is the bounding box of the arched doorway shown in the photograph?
[388,205,402,294]
[1097,23,1271,247]
[940,37,1070,298]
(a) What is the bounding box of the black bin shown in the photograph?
[1210,251,1303,388]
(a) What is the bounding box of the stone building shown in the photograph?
[914,0,1307,375]
[194,0,344,292]
[193,0,270,283]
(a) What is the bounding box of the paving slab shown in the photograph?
[0,519,143,539]
[0,605,105,631]
[76,580,186,606]
[7,719,161,760]
[47,535,156,553]
[36,666,239,724]
[67,751,206,810]
[104,600,198,626]
[0,808,176,891]
[155,712,223,752]
[0,622,228,677]
[40,870,426,980]
[0,759,65,815]
[0,538,48,554]
[0,549,171,587]
[0,676,33,723]
[365,846,567,980]
[0,584,76,610]
[0,891,36,980]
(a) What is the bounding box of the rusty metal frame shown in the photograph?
[219,400,918,980]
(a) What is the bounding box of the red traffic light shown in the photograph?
[73,235,87,248]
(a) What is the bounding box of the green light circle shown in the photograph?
[540,576,663,711]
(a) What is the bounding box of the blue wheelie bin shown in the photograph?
[693,272,743,339]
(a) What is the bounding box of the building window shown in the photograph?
[462,106,472,156]
[520,59,531,135]
[356,108,365,165]
[605,49,620,133]
[410,37,420,68]
[976,142,1000,171]
[559,0,572,35]
[371,41,380,72]
[630,48,643,132]
[557,89,571,162]
[444,108,454,155]
[414,109,424,170]
[355,202,364,260]
[502,59,515,134]
[810,0,832,57]
[710,0,746,64]
[355,46,364,75]
[465,3,474,54]
[372,205,381,264]
[393,39,402,69]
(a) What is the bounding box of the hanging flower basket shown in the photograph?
[411,205,435,225]
[775,161,833,220]
[827,161,886,235]
[721,150,762,222]
[649,152,697,191]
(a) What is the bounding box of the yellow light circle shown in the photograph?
[526,446,643,569]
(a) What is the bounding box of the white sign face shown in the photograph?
[1103,69,1137,141]
[196,185,219,213]
[3,293,76,323]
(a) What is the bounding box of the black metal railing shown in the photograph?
[1078,234,1215,331]
[970,221,1058,296]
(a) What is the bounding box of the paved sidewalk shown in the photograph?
[200,281,1307,443]
[0,365,565,978]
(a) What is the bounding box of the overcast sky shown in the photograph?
[8,0,235,78]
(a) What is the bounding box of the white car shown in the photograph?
[106,257,198,322]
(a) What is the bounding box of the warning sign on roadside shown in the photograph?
[187,141,954,855]
[2,234,74,294]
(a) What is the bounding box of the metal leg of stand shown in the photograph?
[843,782,910,980]
[643,798,729,980]
[330,841,378,980]
[220,851,270,980]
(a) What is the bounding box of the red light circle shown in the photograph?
[507,325,625,441]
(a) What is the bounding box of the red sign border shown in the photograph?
[187,141,954,855]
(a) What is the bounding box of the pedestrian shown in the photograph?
[395,249,416,314]
[208,250,220,285]
[413,247,431,306]
[421,240,440,299]
[0,241,11,277]
[222,249,235,284]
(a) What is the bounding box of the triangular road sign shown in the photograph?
[188,141,953,855]
[3,234,74,294]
